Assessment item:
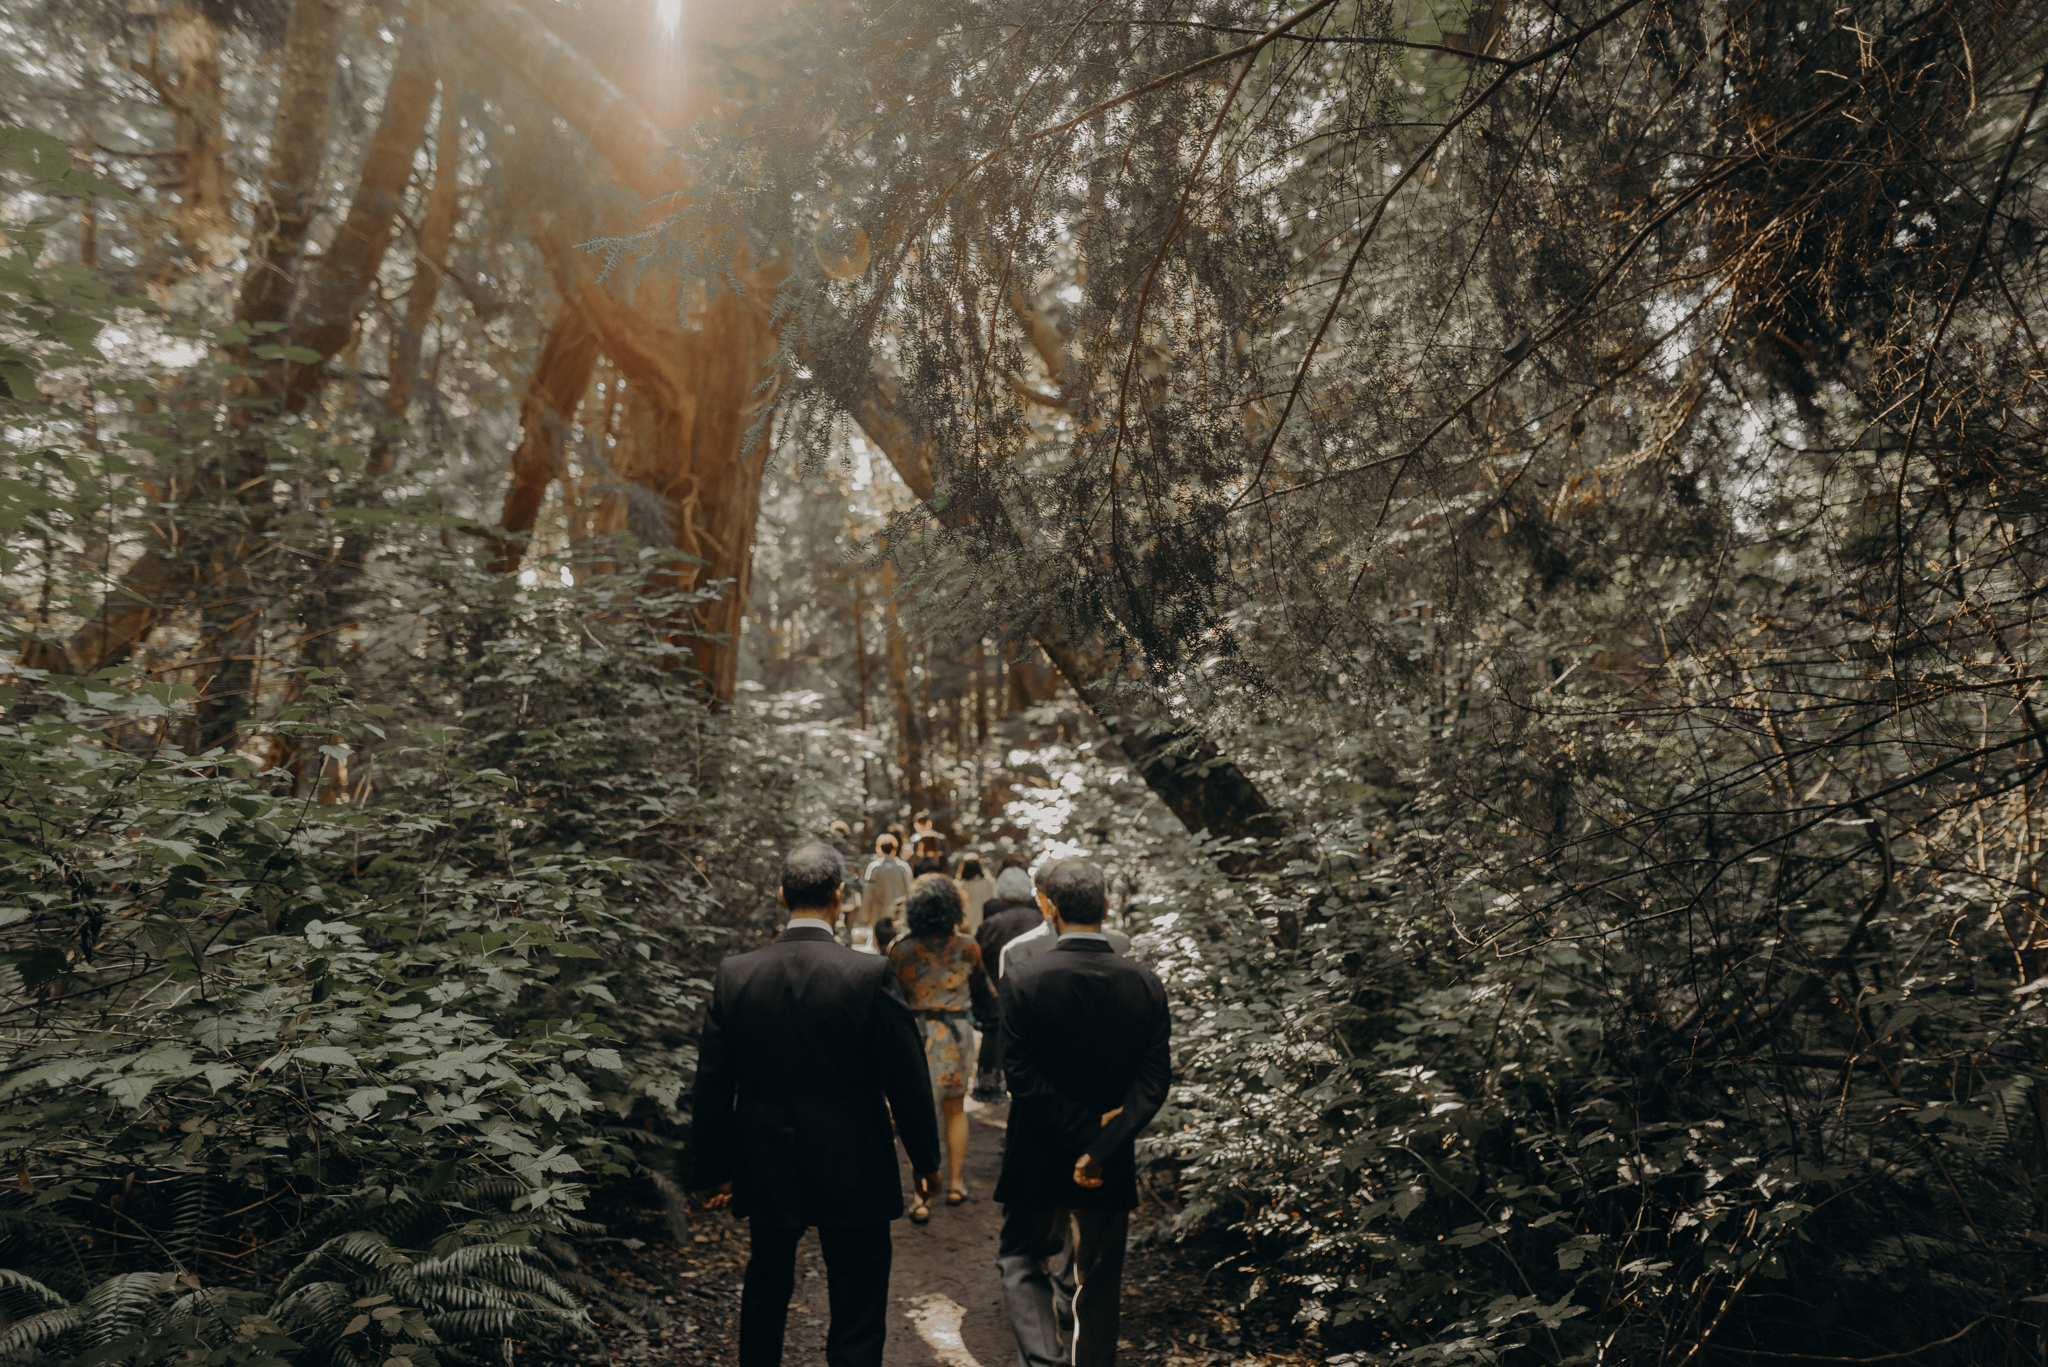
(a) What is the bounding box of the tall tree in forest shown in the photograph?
[426,0,1294,847]
[664,0,2048,1357]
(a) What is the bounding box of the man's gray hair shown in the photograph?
[1040,858,1107,923]
[781,842,845,910]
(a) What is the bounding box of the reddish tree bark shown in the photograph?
[434,0,789,700]
[487,306,603,574]
[284,1,439,405]
[236,0,345,335]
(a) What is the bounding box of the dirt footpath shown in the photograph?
[593,1102,1319,1367]
[778,1103,1015,1367]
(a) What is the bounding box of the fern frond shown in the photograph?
[424,1307,546,1339]
[434,1178,529,1207]
[166,1172,215,1274]
[1988,1078,2031,1162]
[409,1246,581,1310]
[0,1209,64,1238]
[77,1271,164,1347]
[267,1277,355,1328]
[275,1230,413,1296]
[0,1305,82,1358]
[159,1287,221,1336]
[0,1268,66,1310]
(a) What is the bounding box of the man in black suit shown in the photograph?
[692,843,943,1367]
[972,864,1045,1099]
[996,858,1171,1367]
[976,863,1043,984]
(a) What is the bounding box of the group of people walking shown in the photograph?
[692,837,1170,1367]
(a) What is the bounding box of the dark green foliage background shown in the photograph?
[0,134,813,1364]
[11,0,2048,1354]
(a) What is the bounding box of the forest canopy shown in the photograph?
[3,0,2048,1363]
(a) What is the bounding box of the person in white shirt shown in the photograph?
[859,834,913,934]
[954,854,996,931]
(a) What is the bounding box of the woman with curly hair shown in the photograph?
[887,873,997,1219]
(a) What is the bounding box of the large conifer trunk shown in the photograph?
[568,267,786,701]
[439,0,786,701]
[485,229,786,699]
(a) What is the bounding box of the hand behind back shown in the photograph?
[1073,1106,1123,1188]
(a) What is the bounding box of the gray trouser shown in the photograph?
[998,1205,1128,1367]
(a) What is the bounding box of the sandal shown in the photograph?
[945,1189,969,1206]
[909,1202,931,1225]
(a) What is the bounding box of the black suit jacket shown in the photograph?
[977,902,1043,986]
[692,926,943,1227]
[995,938,1171,1211]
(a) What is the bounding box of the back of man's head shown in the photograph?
[1040,859,1107,925]
[782,842,845,910]
[992,866,1035,903]
[875,833,899,856]
[998,851,1032,872]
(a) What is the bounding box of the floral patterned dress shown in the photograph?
[887,932,996,1100]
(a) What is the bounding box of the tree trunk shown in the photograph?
[236,0,345,334]
[42,2,431,687]
[485,254,783,702]
[881,557,922,821]
[26,0,346,690]
[573,270,785,701]
[488,306,602,571]
[197,0,422,750]
[283,1,439,408]
[383,97,464,432]
[428,0,786,702]
[431,0,1287,864]
[837,369,1291,871]
[283,93,467,792]
[852,573,872,730]
[118,1,235,272]
[972,637,988,743]
[73,128,98,268]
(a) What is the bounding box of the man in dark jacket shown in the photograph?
[996,858,1171,1367]
[692,843,943,1367]
[974,864,1043,981]
[973,864,1045,1098]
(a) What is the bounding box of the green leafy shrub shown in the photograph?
[0,123,813,1361]
[0,542,820,1360]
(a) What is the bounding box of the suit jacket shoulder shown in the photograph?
[997,941,1170,1212]
[692,929,939,1227]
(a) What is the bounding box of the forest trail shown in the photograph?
[782,1104,1015,1367]
[629,1101,1293,1367]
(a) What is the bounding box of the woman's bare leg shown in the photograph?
[942,1095,968,1195]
